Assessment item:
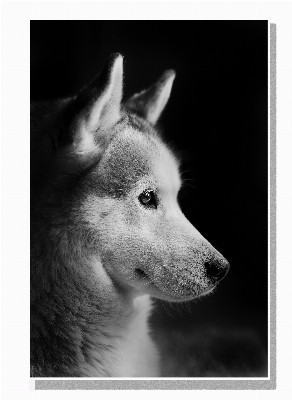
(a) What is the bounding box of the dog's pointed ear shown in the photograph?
[125,70,175,125]
[68,53,123,153]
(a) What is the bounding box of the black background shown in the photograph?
[31,21,268,376]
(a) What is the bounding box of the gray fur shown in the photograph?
[31,54,229,377]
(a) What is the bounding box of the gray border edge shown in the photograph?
[35,22,276,391]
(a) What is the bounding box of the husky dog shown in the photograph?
[30,54,229,377]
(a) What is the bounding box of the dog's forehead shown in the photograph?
[96,126,180,194]
[153,147,181,194]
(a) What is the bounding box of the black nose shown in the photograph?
[204,259,230,282]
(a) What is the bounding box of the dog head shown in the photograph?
[51,54,229,302]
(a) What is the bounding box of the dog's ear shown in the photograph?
[124,70,175,125]
[66,53,123,154]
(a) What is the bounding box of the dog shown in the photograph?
[30,53,230,377]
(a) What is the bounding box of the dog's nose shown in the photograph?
[204,259,230,282]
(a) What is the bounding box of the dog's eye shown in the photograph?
[139,190,157,209]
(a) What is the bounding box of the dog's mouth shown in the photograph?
[134,268,161,294]
[135,268,149,280]
[134,268,158,289]
[134,266,218,301]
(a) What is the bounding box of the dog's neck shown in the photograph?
[30,232,137,377]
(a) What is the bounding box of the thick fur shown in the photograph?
[30,54,229,377]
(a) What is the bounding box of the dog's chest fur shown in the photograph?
[113,295,159,377]
[80,295,159,377]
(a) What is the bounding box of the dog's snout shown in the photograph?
[204,259,230,282]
